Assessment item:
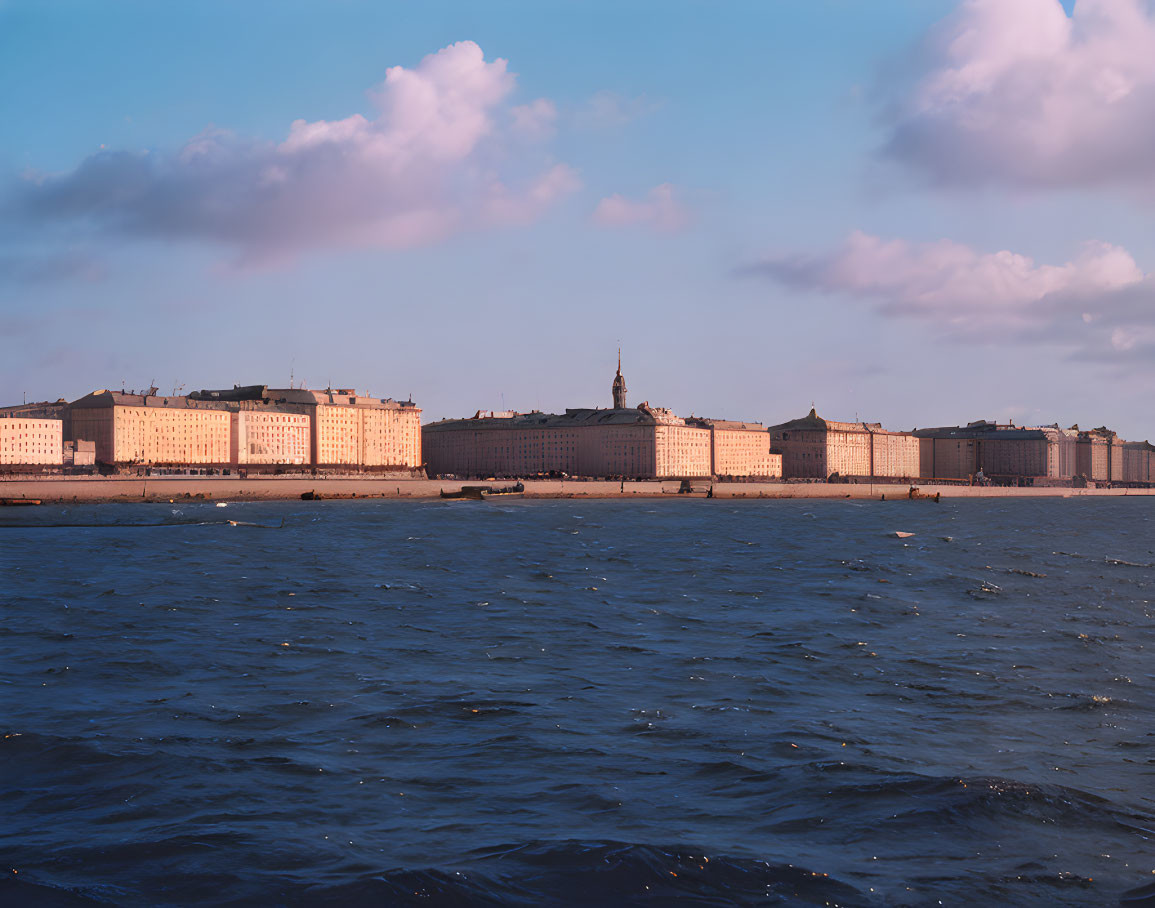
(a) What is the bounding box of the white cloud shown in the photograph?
[752,231,1155,363]
[10,41,578,264]
[574,90,660,129]
[510,98,557,141]
[592,183,689,232]
[885,0,1155,189]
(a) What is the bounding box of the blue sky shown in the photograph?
[2,0,1153,438]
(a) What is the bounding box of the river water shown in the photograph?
[1,498,1153,905]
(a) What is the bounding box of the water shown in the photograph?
[2,498,1153,906]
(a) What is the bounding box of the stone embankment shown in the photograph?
[2,476,1153,503]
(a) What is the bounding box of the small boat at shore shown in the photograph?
[485,482,525,497]
[440,482,524,501]
[441,486,485,500]
[0,498,41,507]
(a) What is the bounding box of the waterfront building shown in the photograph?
[231,410,310,465]
[914,421,1078,482]
[768,410,919,480]
[189,386,422,470]
[0,417,63,465]
[0,400,68,420]
[686,418,782,479]
[1121,441,1154,484]
[69,391,231,465]
[423,359,771,480]
[273,389,421,469]
[424,404,712,479]
[1075,428,1112,482]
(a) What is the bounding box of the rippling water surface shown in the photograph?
[2,497,1154,906]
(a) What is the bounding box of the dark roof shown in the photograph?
[913,423,1064,441]
[768,409,899,435]
[686,417,765,431]
[0,401,67,418]
[69,390,232,410]
[265,388,417,409]
[424,407,668,432]
[72,387,418,411]
[189,385,268,402]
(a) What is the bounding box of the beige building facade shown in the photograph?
[423,405,713,479]
[231,410,310,465]
[280,390,421,468]
[66,384,422,470]
[688,418,782,478]
[0,417,63,465]
[193,386,422,469]
[69,392,231,465]
[768,410,919,479]
[424,362,776,481]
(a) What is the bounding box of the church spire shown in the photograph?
[612,348,628,409]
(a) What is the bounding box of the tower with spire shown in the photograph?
[612,349,628,409]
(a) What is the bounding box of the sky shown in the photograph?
[2,0,1154,438]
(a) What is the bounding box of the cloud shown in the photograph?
[7,41,578,265]
[0,250,106,284]
[574,90,660,129]
[751,230,1155,363]
[510,98,557,141]
[884,0,1155,189]
[592,183,689,232]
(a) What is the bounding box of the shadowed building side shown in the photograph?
[914,422,1078,482]
[422,357,773,480]
[612,350,627,410]
[1074,428,1119,482]
[1121,441,1155,483]
[423,405,711,479]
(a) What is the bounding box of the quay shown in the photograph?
[1,476,1153,504]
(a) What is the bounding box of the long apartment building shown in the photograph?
[768,409,920,480]
[914,422,1079,481]
[57,385,421,470]
[423,359,781,480]
[69,391,231,465]
[914,421,1153,484]
[192,387,422,469]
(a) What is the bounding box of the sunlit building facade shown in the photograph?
[769,409,919,480]
[423,361,774,480]
[0,417,63,465]
[69,391,231,465]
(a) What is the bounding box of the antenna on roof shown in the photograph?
[290,359,295,389]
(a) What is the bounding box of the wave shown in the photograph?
[277,840,869,907]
